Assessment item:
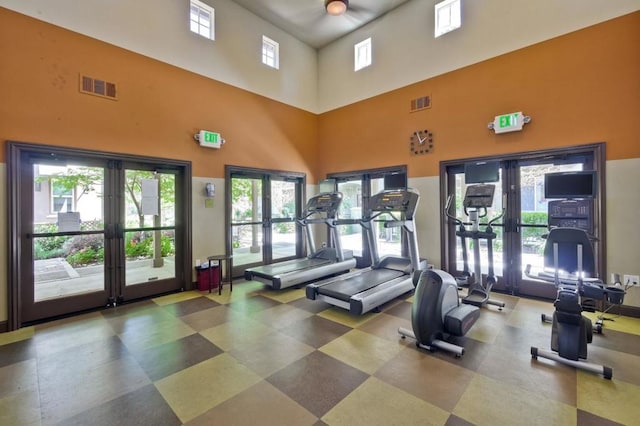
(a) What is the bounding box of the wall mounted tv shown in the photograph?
[319,178,336,193]
[544,171,596,199]
[464,161,500,184]
[384,172,407,190]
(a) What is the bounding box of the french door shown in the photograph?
[441,144,605,300]
[226,166,305,277]
[7,142,191,328]
[327,165,407,268]
[118,164,185,300]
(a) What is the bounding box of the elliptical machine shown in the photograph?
[398,269,480,357]
[445,184,505,310]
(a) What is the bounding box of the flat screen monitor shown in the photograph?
[464,161,499,184]
[319,179,336,193]
[544,171,596,199]
[384,172,407,190]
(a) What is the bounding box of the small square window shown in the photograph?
[354,37,372,71]
[435,0,461,38]
[190,0,215,40]
[262,36,279,69]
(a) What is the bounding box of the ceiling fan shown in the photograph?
[325,0,349,16]
[322,0,370,21]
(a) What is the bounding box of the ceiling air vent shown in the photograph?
[410,95,431,112]
[79,74,118,100]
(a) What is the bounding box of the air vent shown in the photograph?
[410,95,431,112]
[79,74,118,100]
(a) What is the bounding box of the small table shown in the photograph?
[207,254,233,295]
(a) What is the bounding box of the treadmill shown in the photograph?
[244,192,356,290]
[306,188,425,315]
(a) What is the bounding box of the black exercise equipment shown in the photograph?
[598,275,629,324]
[244,192,356,289]
[445,184,505,310]
[398,269,480,357]
[524,199,607,332]
[306,189,424,315]
[526,227,612,379]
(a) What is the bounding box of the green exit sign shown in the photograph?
[203,131,218,142]
[198,130,224,149]
[490,111,529,134]
[498,113,519,128]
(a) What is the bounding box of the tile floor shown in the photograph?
[1,280,640,425]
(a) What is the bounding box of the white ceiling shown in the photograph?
[229,0,411,48]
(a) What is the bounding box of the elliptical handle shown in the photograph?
[445,194,463,225]
[488,194,507,226]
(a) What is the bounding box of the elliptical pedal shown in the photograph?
[461,292,486,307]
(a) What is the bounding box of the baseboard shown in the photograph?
[618,305,640,318]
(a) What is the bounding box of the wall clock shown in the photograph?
[410,129,433,155]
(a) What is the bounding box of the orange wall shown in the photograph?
[317,12,640,178]
[1,9,638,183]
[0,8,318,181]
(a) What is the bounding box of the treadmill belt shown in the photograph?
[318,269,405,302]
[251,258,330,277]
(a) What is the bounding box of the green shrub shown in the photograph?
[63,234,104,266]
[125,232,152,258]
[33,223,71,260]
[275,222,294,234]
[521,212,548,254]
[160,234,174,257]
[34,244,65,260]
[125,231,175,258]
[66,247,104,266]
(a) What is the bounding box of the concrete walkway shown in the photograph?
[34,257,176,302]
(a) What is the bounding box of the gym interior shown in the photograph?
[1,1,639,424]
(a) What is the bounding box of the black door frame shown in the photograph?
[326,165,408,268]
[440,143,605,299]
[6,141,192,330]
[225,165,305,278]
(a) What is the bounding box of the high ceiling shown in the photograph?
[230,0,411,49]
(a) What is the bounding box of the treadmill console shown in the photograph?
[368,190,420,218]
[306,192,343,217]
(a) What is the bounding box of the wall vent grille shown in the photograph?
[79,74,117,100]
[410,95,431,112]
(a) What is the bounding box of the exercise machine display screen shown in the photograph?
[464,161,500,184]
[463,184,495,209]
[544,171,596,199]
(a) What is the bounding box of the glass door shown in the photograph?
[230,176,265,272]
[511,158,595,299]
[328,166,407,268]
[24,158,110,323]
[227,167,305,277]
[118,166,181,301]
[371,176,403,258]
[8,142,191,328]
[447,168,507,291]
[337,178,365,265]
[442,145,604,301]
[270,179,301,262]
